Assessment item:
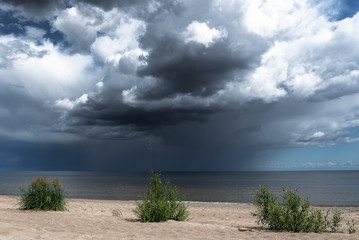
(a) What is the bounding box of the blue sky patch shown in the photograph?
[0,9,65,45]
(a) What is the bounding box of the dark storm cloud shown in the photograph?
[0,83,60,143]
[77,0,184,18]
[134,1,266,100]
[0,0,65,17]
[72,0,141,11]
[55,0,268,139]
[62,41,265,139]
[0,0,182,19]
[0,137,252,171]
[309,83,359,102]
[0,0,125,16]
[64,96,218,139]
[235,124,262,134]
[137,36,251,99]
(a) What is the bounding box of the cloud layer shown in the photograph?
[0,0,359,170]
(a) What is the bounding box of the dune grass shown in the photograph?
[19,176,66,211]
[252,186,343,233]
[134,171,189,222]
[347,219,356,234]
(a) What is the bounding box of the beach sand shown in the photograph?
[0,195,358,239]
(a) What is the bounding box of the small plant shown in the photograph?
[19,176,66,211]
[252,186,344,233]
[330,209,342,233]
[347,219,356,234]
[134,171,189,222]
[112,209,123,218]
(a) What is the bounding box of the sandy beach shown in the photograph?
[0,195,358,239]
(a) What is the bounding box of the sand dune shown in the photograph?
[0,195,358,239]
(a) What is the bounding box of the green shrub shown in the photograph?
[330,209,342,233]
[252,186,343,233]
[19,176,66,211]
[134,171,189,222]
[347,219,356,234]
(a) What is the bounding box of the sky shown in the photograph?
[0,0,359,171]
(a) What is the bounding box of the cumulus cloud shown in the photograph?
[231,2,359,102]
[3,41,96,99]
[53,6,100,52]
[53,4,147,55]
[183,21,227,47]
[242,0,320,39]
[55,94,88,110]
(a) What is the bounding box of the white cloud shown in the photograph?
[54,4,146,55]
[312,131,325,138]
[344,137,359,143]
[55,98,75,110]
[76,94,88,104]
[54,6,99,52]
[91,18,146,64]
[224,0,359,103]
[243,0,322,39]
[183,21,227,47]
[122,90,216,110]
[122,86,137,105]
[235,60,288,102]
[96,81,104,89]
[55,3,148,76]
[5,41,96,99]
[55,94,88,110]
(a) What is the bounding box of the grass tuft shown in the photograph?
[19,176,66,211]
[252,186,344,233]
[347,219,356,234]
[134,171,189,222]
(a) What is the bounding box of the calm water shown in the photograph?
[0,171,359,206]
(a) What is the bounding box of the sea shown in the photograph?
[0,171,359,206]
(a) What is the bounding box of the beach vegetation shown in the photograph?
[112,209,123,218]
[19,176,66,211]
[347,219,356,234]
[252,186,344,233]
[330,208,342,233]
[134,171,189,222]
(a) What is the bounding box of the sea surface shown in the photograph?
[0,171,359,206]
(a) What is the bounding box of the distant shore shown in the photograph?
[0,195,358,239]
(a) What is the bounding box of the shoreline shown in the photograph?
[3,194,358,207]
[1,195,359,239]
